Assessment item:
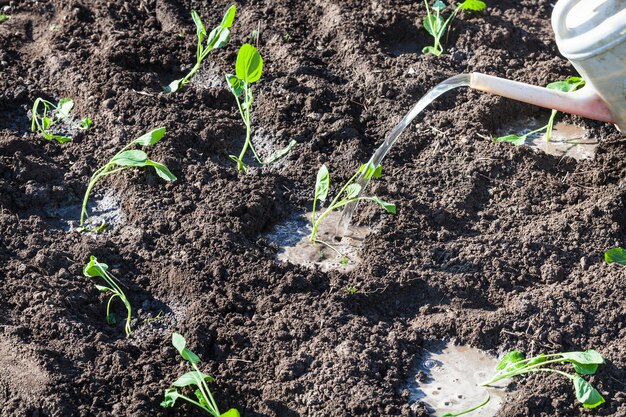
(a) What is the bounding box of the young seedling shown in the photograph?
[422,0,486,56]
[226,44,296,172]
[480,349,605,409]
[161,332,240,417]
[310,162,395,260]
[0,13,9,23]
[605,247,626,266]
[165,5,236,93]
[31,97,92,143]
[79,127,176,228]
[83,256,133,337]
[495,76,586,145]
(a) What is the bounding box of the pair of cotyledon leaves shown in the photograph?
[314,163,396,214]
[110,127,176,182]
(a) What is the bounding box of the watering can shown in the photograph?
[469,0,626,133]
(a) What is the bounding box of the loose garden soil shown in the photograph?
[1,0,625,416]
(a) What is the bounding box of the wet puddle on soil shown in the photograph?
[40,190,125,232]
[500,118,597,161]
[407,343,507,417]
[265,211,369,272]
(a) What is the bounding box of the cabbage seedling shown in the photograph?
[226,44,296,172]
[604,247,626,266]
[79,127,176,227]
[480,349,605,409]
[83,256,133,337]
[161,332,240,417]
[0,13,9,23]
[165,5,236,93]
[310,163,395,259]
[422,0,486,56]
[31,97,92,143]
[495,77,585,145]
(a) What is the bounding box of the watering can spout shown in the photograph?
[470,0,626,133]
[469,72,617,127]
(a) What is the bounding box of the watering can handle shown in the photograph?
[552,0,582,37]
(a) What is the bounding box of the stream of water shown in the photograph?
[336,74,472,235]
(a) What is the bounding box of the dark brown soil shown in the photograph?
[1,0,625,416]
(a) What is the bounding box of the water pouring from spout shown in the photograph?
[336,74,472,236]
[337,0,626,236]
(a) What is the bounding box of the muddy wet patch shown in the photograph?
[497,118,597,161]
[38,189,125,232]
[265,210,369,272]
[407,343,507,417]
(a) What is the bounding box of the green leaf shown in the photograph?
[235,44,263,84]
[160,388,180,408]
[133,127,167,146]
[79,118,92,129]
[172,370,215,388]
[360,162,383,180]
[262,139,297,165]
[164,79,182,93]
[423,14,444,37]
[112,150,149,166]
[560,350,604,365]
[50,134,73,144]
[172,332,186,353]
[146,160,177,181]
[494,134,527,146]
[345,184,361,199]
[42,117,51,130]
[432,0,447,11]
[572,362,600,375]
[496,350,525,371]
[191,10,206,43]
[221,4,236,28]
[94,285,111,293]
[56,98,74,120]
[315,165,330,202]
[573,375,605,408]
[526,353,547,367]
[604,247,626,265]
[221,409,241,417]
[226,74,244,97]
[560,350,604,375]
[181,347,201,364]
[547,76,585,93]
[172,332,201,363]
[207,26,231,50]
[459,0,487,11]
[371,196,396,214]
[83,256,108,278]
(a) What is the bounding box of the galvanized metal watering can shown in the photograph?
[470,0,626,132]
